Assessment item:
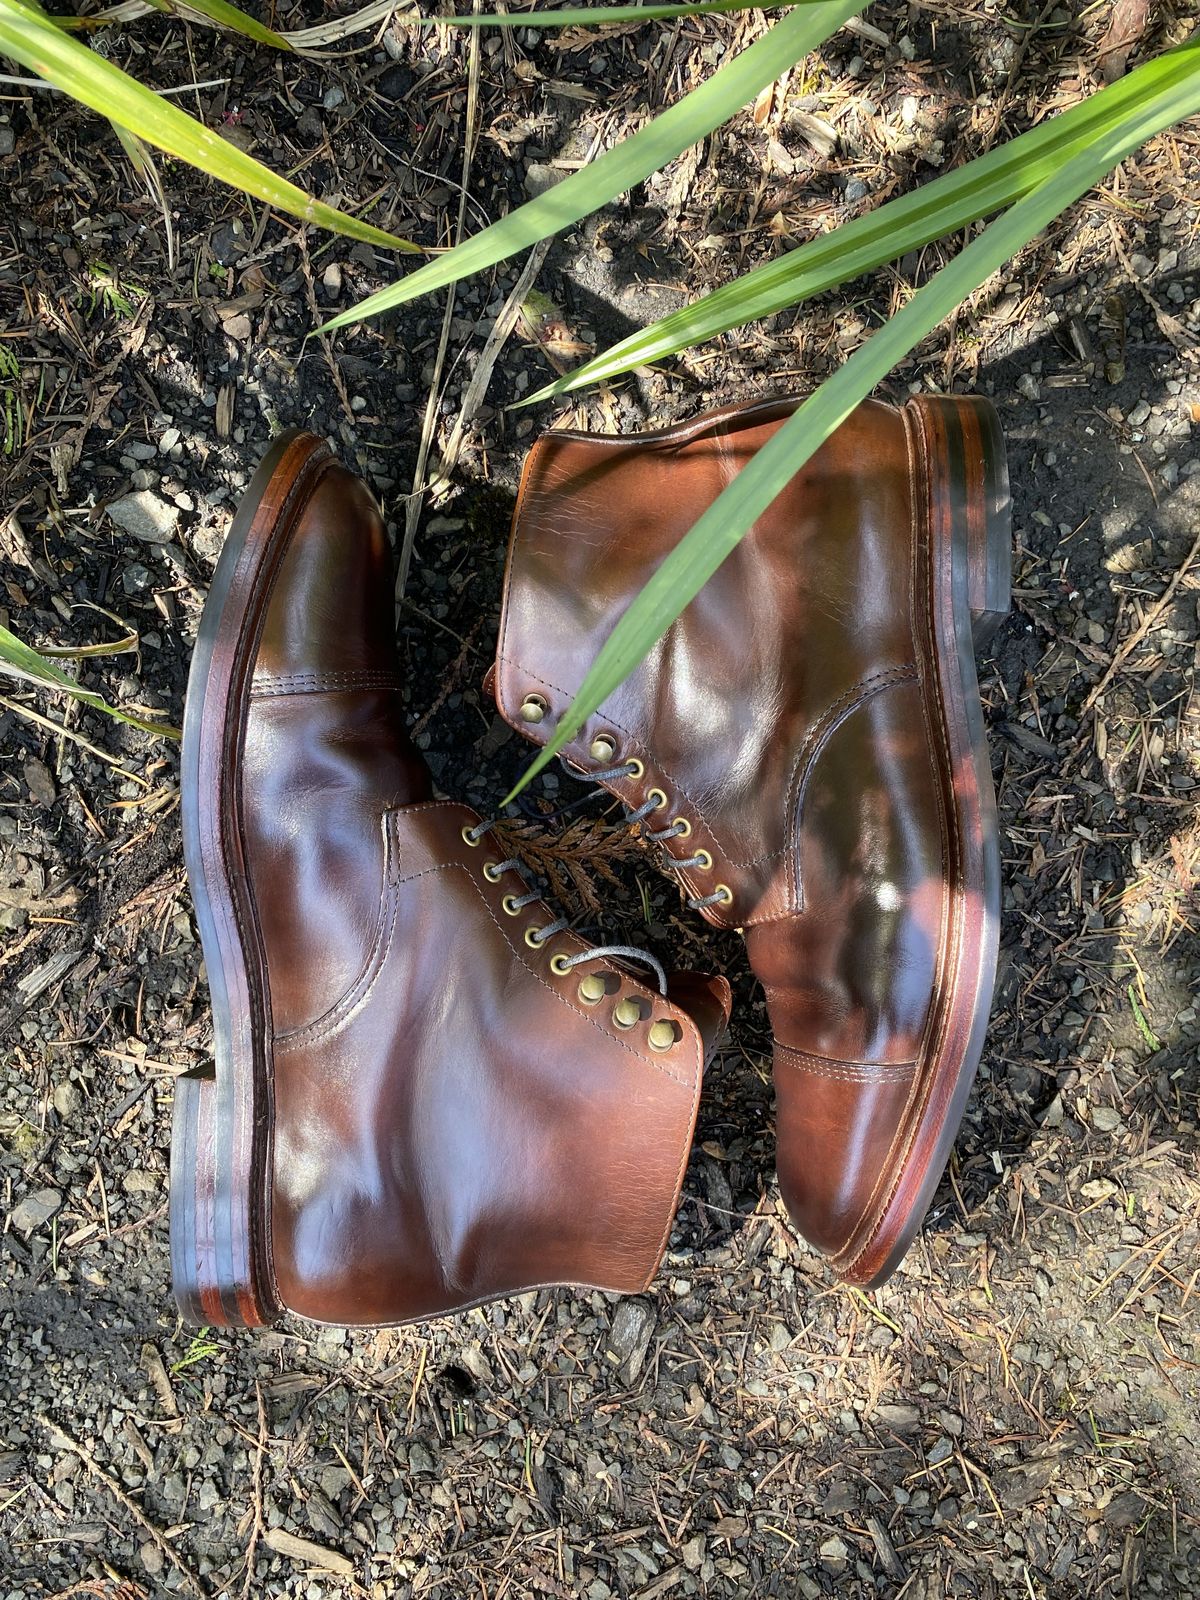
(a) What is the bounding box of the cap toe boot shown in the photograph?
[171,431,730,1327]
[491,394,1010,1285]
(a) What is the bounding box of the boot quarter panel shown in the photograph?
[270,804,703,1325]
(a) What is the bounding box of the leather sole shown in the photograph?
[830,394,1010,1287]
[171,430,333,1327]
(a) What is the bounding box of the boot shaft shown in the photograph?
[493,396,929,927]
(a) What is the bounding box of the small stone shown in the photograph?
[322,86,345,111]
[122,1170,159,1195]
[319,1466,351,1500]
[122,562,152,595]
[307,1488,342,1539]
[52,1080,80,1118]
[1081,1178,1117,1202]
[0,126,14,157]
[322,262,343,296]
[106,490,180,545]
[1127,400,1152,427]
[158,426,181,454]
[139,1540,164,1577]
[24,756,56,806]
[1041,1093,1064,1129]
[819,1535,849,1565]
[11,1189,62,1233]
[378,64,415,100]
[1091,1105,1122,1132]
[681,1536,706,1572]
[1105,1490,1148,1527]
[210,221,244,265]
[875,1403,920,1430]
[524,163,562,198]
[606,1298,656,1383]
[822,1480,857,1514]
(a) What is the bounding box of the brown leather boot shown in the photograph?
[171,432,730,1328]
[489,395,1010,1287]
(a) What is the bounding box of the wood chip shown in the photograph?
[141,1341,179,1418]
[1097,0,1150,81]
[866,1513,907,1580]
[785,108,838,158]
[215,382,235,439]
[16,947,83,1003]
[264,1528,355,1577]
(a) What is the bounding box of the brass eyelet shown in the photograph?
[693,849,713,871]
[524,926,546,949]
[461,824,482,847]
[589,734,617,763]
[647,788,668,811]
[578,972,606,1005]
[648,1019,679,1053]
[502,894,522,917]
[672,817,693,840]
[550,953,572,976]
[613,996,641,1030]
[624,758,645,781]
[715,884,733,906]
[519,693,549,724]
[483,861,503,882]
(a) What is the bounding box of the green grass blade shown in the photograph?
[506,61,1200,798]
[527,40,1200,402]
[317,0,861,334]
[156,0,293,50]
[0,623,180,738]
[446,1,813,26]
[0,0,415,250]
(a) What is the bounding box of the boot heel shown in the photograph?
[906,394,1011,650]
[170,1066,277,1328]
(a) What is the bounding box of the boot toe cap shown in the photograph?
[254,445,400,684]
[774,1044,918,1267]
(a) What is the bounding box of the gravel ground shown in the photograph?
[1,4,1199,1597]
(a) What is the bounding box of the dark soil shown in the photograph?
[2,3,1199,1597]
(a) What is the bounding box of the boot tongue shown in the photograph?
[665,972,732,1066]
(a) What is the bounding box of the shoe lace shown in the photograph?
[588,760,732,912]
[462,817,668,995]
